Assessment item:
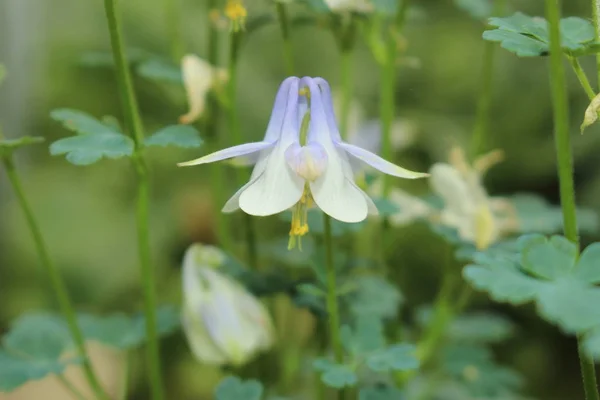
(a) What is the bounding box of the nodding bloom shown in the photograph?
[181,244,274,366]
[179,77,428,248]
[179,55,228,125]
[324,0,373,13]
[380,147,518,250]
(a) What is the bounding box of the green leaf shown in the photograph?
[371,0,399,16]
[449,312,515,343]
[78,305,180,349]
[584,327,600,359]
[454,0,491,20]
[463,253,542,304]
[348,275,403,319]
[366,344,419,372]
[0,314,80,392]
[536,279,600,332]
[144,125,202,148]
[465,236,600,333]
[215,376,263,400]
[299,0,330,13]
[573,243,600,284]
[372,197,400,216]
[359,386,404,400]
[483,13,598,57]
[50,132,134,165]
[346,315,386,354]
[521,235,577,280]
[137,58,183,84]
[51,109,120,135]
[313,359,357,389]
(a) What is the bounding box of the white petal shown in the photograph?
[239,79,305,216]
[178,141,274,167]
[430,163,475,216]
[222,173,263,213]
[181,307,229,365]
[338,142,429,179]
[180,55,214,124]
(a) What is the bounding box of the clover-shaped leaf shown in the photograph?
[341,315,386,355]
[0,314,80,392]
[137,58,183,84]
[448,312,516,343]
[50,108,134,165]
[144,125,202,149]
[483,13,598,57]
[441,344,524,398]
[465,235,600,333]
[313,359,357,389]
[78,305,180,350]
[366,344,419,372]
[454,0,491,20]
[215,376,263,400]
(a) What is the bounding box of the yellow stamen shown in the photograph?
[288,188,312,251]
[225,0,247,31]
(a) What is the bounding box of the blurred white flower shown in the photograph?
[325,0,373,13]
[181,244,274,366]
[179,55,228,125]
[373,147,518,249]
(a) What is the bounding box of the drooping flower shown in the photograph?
[179,55,228,125]
[324,0,373,13]
[181,244,274,366]
[379,147,518,249]
[178,77,428,247]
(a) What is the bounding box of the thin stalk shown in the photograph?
[545,0,599,399]
[276,1,295,75]
[57,375,88,400]
[381,0,411,197]
[103,1,164,398]
[593,0,600,87]
[339,48,353,140]
[119,353,130,400]
[323,214,344,399]
[227,29,259,268]
[164,0,183,62]
[470,0,505,158]
[568,56,596,100]
[206,0,231,250]
[1,156,107,400]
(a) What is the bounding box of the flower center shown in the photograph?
[288,187,313,250]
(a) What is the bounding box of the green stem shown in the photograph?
[276,1,295,75]
[103,1,164,398]
[592,0,600,87]
[545,0,599,399]
[340,48,353,140]
[568,56,596,100]
[380,0,410,197]
[1,156,107,400]
[57,375,89,400]
[323,214,344,399]
[470,41,496,158]
[119,353,130,400]
[164,0,183,62]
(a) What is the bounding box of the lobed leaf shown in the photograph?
[144,125,203,149]
[51,109,120,136]
[313,359,357,389]
[215,376,263,400]
[366,344,419,372]
[137,58,183,84]
[50,132,134,165]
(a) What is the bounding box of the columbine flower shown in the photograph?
[179,77,428,247]
[182,244,274,366]
[382,147,518,249]
[325,0,373,13]
[179,55,228,125]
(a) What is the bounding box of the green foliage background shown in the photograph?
[1,0,600,398]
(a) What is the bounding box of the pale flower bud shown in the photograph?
[181,244,275,366]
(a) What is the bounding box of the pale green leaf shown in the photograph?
[137,58,183,84]
[51,109,120,135]
[359,386,404,400]
[313,360,357,389]
[573,243,600,284]
[144,125,202,148]
[521,235,577,280]
[366,344,419,372]
[454,0,491,19]
[50,132,134,165]
[215,376,263,400]
[449,312,515,343]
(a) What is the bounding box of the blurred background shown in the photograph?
[1,0,600,398]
